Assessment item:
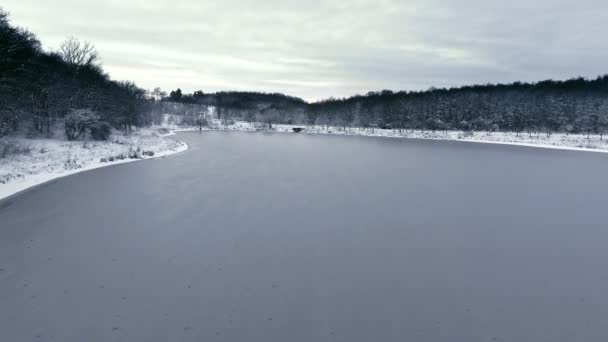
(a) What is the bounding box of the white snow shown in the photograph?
[0,128,188,200]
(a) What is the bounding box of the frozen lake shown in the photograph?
[1,131,608,342]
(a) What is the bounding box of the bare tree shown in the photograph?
[151,87,167,101]
[58,37,99,67]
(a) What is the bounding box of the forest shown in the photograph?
[160,77,608,137]
[0,9,147,140]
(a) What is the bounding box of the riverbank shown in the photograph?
[166,120,608,154]
[3,122,606,201]
[0,128,188,201]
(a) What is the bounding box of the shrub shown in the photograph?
[65,109,97,140]
[460,120,472,132]
[64,109,112,141]
[128,148,141,159]
[90,121,112,140]
[64,155,80,170]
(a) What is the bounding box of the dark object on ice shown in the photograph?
[292,127,305,133]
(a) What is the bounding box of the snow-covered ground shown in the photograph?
[288,125,608,153]
[0,128,188,200]
[165,118,608,153]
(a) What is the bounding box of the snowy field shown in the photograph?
[0,128,187,200]
[166,118,608,154]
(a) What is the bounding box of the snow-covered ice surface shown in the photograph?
[0,128,188,200]
[3,131,608,342]
[166,119,608,154]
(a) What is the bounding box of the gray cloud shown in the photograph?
[3,0,607,100]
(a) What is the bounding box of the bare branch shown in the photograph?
[58,37,99,67]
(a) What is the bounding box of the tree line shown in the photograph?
[0,8,147,140]
[310,78,608,137]
[161,77,608,137]
[150,89,308,127]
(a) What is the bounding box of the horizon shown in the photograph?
[160,73,608,105]
[3,0,608,101]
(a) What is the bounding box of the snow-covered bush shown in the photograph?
[89,120,112,140]
[65,109,111,141]
[63,155,81,170]
[460,120,472,132]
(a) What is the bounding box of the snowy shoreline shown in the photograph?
[0,129,188,201]
[169,121,608,154]
[2,122,607,201]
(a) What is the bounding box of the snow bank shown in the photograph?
[165,119,608,154]
[276,125,608,153]
[0,128,188,200]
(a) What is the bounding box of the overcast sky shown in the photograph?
[3,0,607,100]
